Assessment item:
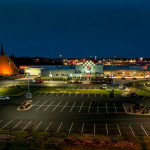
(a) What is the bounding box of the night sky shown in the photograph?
[0,0,150,58]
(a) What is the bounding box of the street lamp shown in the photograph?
[27,70,30,93]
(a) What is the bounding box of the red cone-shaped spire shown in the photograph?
[1,43,4,55]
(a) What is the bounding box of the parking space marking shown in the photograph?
[33,121,42,132]
[117,124,121,136]
[0,120,3,123]
[57,122,63,133]
[70,101,76,112]
[69,93,71,96]
[75,93,78,97]
[81,94,83,97]
[81,122,84,134]
[12,120,22,130]
[106,103,108,114]
[122,104,127,113]
[101,94,102,98]
[44,101,54,111]
[56,93,59,96]
[106,124,108,135]
[94,123,95,135]
[50,93,54,96]
[22,121,32,131]
[69,122,73,134]
[97,105,99,114]
[35,101,47,111]
[88,102,91,113]
[114,103,117,114]
[79,102,84,113]
[34,100,40,105]
[141,125,148,136]
[43,93,47,96]
[38,93,42,96]
[94,94,96,97]
[61,101,69,112]
[88,94,89,97]
[45,122,52,132]
[62,93,65,97]
[1,120,13,130]
[52,101,61,112]
[129,125,135,136]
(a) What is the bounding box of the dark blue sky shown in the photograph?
[0,0,150,58]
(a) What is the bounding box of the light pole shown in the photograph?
[27,70,30,93]
[9,62,11,75]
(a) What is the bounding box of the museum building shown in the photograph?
[23,60,150,81]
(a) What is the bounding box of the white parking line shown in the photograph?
[50,93,54,96]
[81,94,83,97]
[56,93,59,96]
[94,94,96,97]
[70,101,76,112]
[62,93,65,97]
[68,93,71,96]
[141,125,148,136]
[52,101,61,112]
[122,104,127,113]
[44,101,54,111]
[106,103,108,114]
[0,120,3,123]
[12,120,22,130]
[22,121,32,131]
[57,122,63,133]
[79,102,84,113]
[81,122,84,134]
[43,93,47,96]
[34,100,40,105]
[1,120,13,130]
[94,123,95,135]
[97,105,99,114]
[88,94,89,97]
[61,101,69,112]
[45,122,52,132]
[35,101,47,111]
[101,94,102,98]
[88,102,91,113]
[117,124,121,136]
[106,124,108,135]
[129,124,135,136]
[114,103,117,114]
[33,121,42,132]
[38,93,42,96]
[69,122,73,134]
[75,93,78,97]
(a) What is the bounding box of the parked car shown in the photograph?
[102,84,107,89]
[36,79,44,83]
[0,96,10,100]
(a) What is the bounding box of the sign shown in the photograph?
[26,93,32,99]
[83,61,95,73]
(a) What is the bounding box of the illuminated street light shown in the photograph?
[27,70,30,93]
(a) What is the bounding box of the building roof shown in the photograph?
[0,54,18,75]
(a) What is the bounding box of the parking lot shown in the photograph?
[0,92,150,136]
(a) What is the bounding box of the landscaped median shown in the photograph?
[0,88,26,96]
[33,88,122,95]
[135,90,150,97]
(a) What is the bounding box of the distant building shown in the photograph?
[0,44,18,76]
